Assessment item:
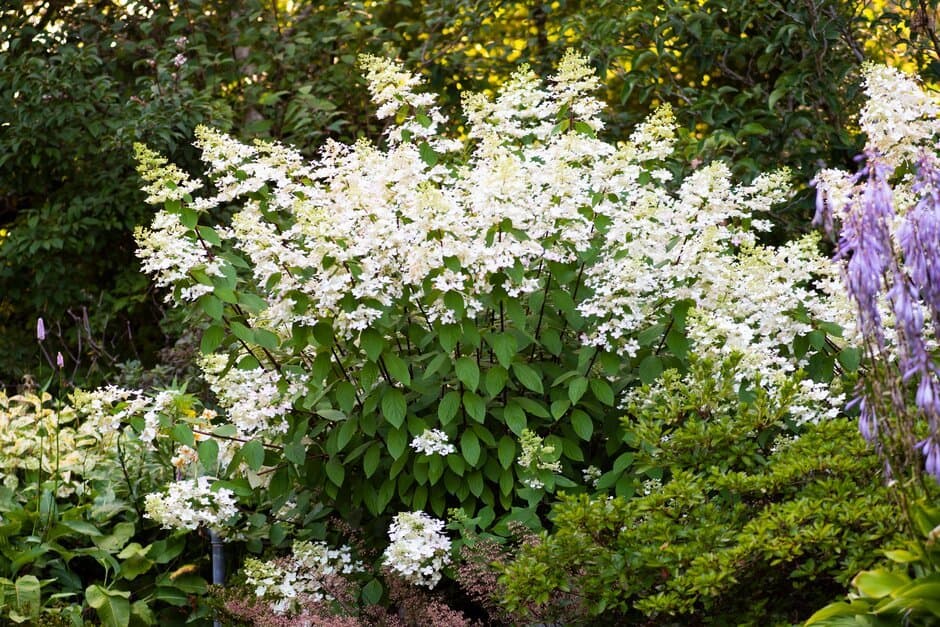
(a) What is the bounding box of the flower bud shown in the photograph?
[36,318,46,341]
[56,352,64,368]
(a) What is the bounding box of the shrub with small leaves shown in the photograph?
[498,357,901,624]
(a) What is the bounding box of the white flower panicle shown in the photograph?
[134,210,225,303]
[134,143,202,203]
[243,541,363,615]
[383,511,452,588]
[410,429,456,456]
[859,63,940,164]
[143,476,237,532]
[200,355,304,438]
[518,429,563,489]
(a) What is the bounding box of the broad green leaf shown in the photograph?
[284,441,306,465]
[551,399,570,420]
[386,427,408,460]
[665,329,689,358]
[638,355,663,384]
[241,439,265,471]
[93,522,135,553]
[325,458,345,487]
[230,321,254,345]
[429,456,445,484]
[381,388,407,428]
[317,408,347,422]
[884,549,920,563]
[838,347,861,373]
[383,353,411,386]
[198,438,219,471]
[462,391,486,423]
[363,443,382,477]
[804,601,870,625]
[200,324,225,354]
[568,375,589,405]
[312,322,334,347]
[590,378,615,406]
[86,585,130,627]
[196,225,222,246]
[62,520,103,537]
[335,381,358,413]
[512,362,543,393]
[199,294,224,321]
[254,328,280,351]
[438,390,461,425]
[455,356,480,392]
[171,423,195,448]
[571,410,593,440]
[467,471,484,497]
[504,402,527,435]
[852,569,909,599]
[438,324,461,352]
[613,452,634,473]
[447,454,466,476]
[461,431,481,466]
[487,333,518,368]
[360,329,384,362]
[419,141,439,166]
[119,551,154,580]
[362,579,383,605]
[484,366,509,397]
[130,599,156,625]
[238,293,269,314]
[498,436,516,470]
[336,418,358,451]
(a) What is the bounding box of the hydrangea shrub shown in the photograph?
[121,52,859,615]
[134,51,846,500]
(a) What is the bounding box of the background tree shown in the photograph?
[2,0,939,386]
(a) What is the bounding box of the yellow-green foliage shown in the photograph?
[0,391,119,495]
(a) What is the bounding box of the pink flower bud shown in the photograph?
[36,318,46,341]
[56,352,64,368]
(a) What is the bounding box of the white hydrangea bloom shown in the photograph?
[859,63,940,164]
[242,541,364,615]
[143,476,237,532]
[383,511,452,588]
[134,143,203,203]
[134,210,225,303]
[200,357,304,438]
[410,429,456,456]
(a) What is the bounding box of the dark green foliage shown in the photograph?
[569,0,940,238]
[3,0,940,385]
[498,358,903,624]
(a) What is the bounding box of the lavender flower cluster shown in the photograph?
[815,63,940,483]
